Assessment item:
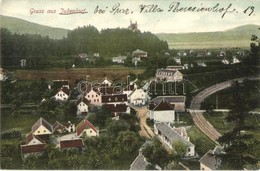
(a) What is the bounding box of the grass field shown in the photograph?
[14,67,144,86]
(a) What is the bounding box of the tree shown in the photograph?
[142,138,171,169]
[218,80,259,169]
[171,141,187,166]
[116,131,140,153]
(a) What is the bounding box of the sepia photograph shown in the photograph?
[0,0,259,170]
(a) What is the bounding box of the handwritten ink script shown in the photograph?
[29,2,256,18]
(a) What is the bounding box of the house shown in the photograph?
[130,141,162,170]
[84,89,102,106]
[20,59,26,67]
[156,66,183,82]
[52,121,66,134]
[231,56,241,64]
[129,89,148,106]
[150,96,186,112]
[128,20,138,32]
[101,77,112,87]
[222,59,229,65]
[0,67,8,81]
[112,56,127,64]
[123,83,137,97]
[20,132,46,159]
[103,103,130,117]
[55,86,70,101]
[199,147,223,170]
[154,122,195,157]
[76,97,90,115]
[102,94,128,104]
[20,143,46,159]
[197,62,207,67]
[149,99,175,123]
[31,117,53,141]
[58,138,84,150]
[76,119,99,137]
[64,121,76,133]
[132,49,148,58]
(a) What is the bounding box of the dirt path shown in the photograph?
[135,107,154,138]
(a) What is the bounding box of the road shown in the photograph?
[189,75,260,142]
[135,106,154,139]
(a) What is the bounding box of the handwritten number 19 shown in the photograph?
[244,6,255,16]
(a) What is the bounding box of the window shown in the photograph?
[88,95,90,98]
[92,95,94,97]
[90,130,92,133]
[97,99,99,102]
[94,99,96,102]
[38,131,40,133]
[188,148,190,152]
[44,130,46,132]
[96,95,98,97]
[63,93,65,96]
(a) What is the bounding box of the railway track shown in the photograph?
[189,76,260,142]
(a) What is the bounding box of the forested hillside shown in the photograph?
[1,26,168,67]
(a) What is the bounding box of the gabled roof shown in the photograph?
[101,94,127,103]
[53,121,66,132]
[76,97,90,106]
[31,117,53,134]
[104,103,128,113]
[101,77,112,85]
[21,144,46,154]
[26,132,44,144]
[155,122,194,147]
[76,119,97,137]
[130,153,149,170]
[59,87,70,96]
[152,99,175,111]
[59,138,84,149]
[151,96,185,103]
[199,150,218,170]
[174,127,188,138]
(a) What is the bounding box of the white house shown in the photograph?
[76,97,90,115]
[232,56,241,64]
[123,83,137,97]
[31,117,53,141]
[101,77,112,87]
[55,87,70,101]
[154,122,195,157]
[222,59,229,65]
[76,119,99,137]
[129,89,148,106]
[0,67,8,81]
[112,56,127,64]
[132,49,148,58]
[149,99,175,123]
[156,66,183,82]
[84,89,102,106]
[64,121,76,133]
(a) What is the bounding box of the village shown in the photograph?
[1,17,260,170]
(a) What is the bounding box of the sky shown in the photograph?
[1,0,260,33]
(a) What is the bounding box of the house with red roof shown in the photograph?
[76,97,90,115]
[20,132,46,159]
[59,138,84,150]
[76,119,99,137]
[55,86,70,101]
[101,94,128,105]
[149,99,175,123]
[103,103,130,117]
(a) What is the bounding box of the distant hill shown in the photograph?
[157,24,260,49]
[0,15,69,39]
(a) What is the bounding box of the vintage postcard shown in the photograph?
[0,0,259,170]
